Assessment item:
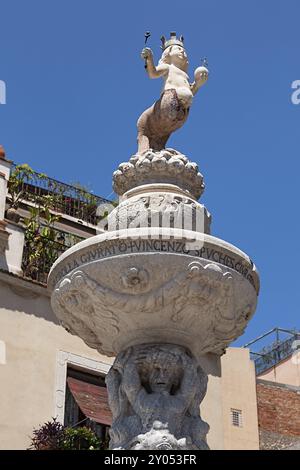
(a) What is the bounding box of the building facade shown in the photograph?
[250,329,300,450]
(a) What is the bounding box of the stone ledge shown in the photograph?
[0,267,49,296]
[257,378,300,392]
[48,228,260,295]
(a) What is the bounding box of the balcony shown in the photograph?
[21,227,84,284]
[244,327,300,375]
[9,163,112,226]
[5,163,113,285]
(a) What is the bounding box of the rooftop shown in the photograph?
[244,327,300,375]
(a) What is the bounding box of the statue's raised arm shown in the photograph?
[137,32,209,154]
[141,47,169,79]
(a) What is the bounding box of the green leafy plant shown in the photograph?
[60,426,102,450]
[22,195,61,278]
[29,418,106,450]
[7,163,35,210]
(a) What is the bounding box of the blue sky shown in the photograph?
[0,0,299,347]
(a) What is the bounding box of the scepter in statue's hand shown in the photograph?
[144,31,151,69]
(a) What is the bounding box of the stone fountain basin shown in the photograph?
[48,228,259,359]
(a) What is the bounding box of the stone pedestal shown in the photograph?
[48,148,259,450]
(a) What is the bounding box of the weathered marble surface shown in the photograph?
[113,148,204,199]
[138,38,208,153]
[105,344,209,450]
[49,229,258,359]
[108,187,211,234]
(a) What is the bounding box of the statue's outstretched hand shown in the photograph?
[141,47,153,60]
[194,66,209,86]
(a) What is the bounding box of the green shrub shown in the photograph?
[29,418,108,450]
[60,426,101,450]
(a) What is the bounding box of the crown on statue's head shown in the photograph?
[160,32,184,50]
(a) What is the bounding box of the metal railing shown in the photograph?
[244,328,300,375]
[9,164,112,226]
[22,228,84,284]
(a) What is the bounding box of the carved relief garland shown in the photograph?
[51,260,254,357]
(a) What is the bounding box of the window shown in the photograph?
[64,367,111,443]
[231,408,243,427]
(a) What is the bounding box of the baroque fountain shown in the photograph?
[48,33,259,450]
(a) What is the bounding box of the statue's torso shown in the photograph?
[163,65,193,108]
[139,392,185,433]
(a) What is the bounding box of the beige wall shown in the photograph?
[0,274,113,450]
[258,355,300,387]
[0,272,259,450]
[201,356,224,450]
[221,348,259,450]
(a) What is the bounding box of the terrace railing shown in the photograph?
[246,329,300,375]
[22,227,84,284]
[9,164,112,226]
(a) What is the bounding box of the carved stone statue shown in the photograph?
[51,258,256,359]
[137,33,209,153]
[48,30,260,452]
[105,344,209,450]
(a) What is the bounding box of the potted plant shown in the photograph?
[60,426,102,450]
[29,418,65,450]
[22,195,61,280]
[29,418,106,450]
[6,164,35,222]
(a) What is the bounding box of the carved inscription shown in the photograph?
[51,239,256,291]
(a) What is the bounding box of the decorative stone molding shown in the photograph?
[108,191,211,234]
[106,344,209,450]
[50,256,257,358]
[54,350,111,423]
[121,266,150,292]
[52,271,120,356]
[48,228,260,294]
[113,149,205,200]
